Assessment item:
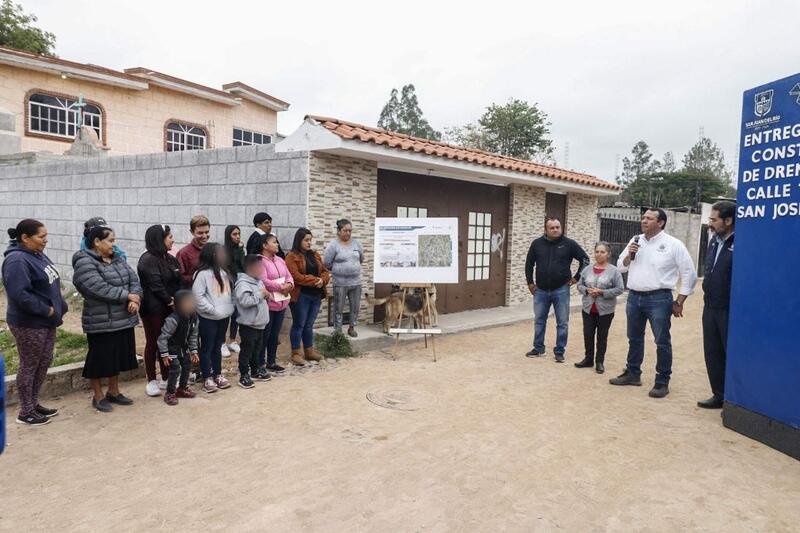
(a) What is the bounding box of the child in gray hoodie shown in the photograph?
[234,255,272,388]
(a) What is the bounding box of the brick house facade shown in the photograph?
[0,45,288,157]
[281,116,618,324]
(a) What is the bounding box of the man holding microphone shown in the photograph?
[610,208,697,398]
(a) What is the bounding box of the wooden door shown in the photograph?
[375,169,509,319]
[545,192,567,233]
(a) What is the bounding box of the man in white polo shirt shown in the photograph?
[609,208,697,398]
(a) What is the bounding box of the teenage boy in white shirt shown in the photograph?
[609,208,697,398]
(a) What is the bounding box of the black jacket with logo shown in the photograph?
[525,235,590,290]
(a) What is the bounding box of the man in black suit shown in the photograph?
[698,200,736,409]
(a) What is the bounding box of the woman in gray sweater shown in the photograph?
[323,219,364,337]
[575,242,624,374]
[72,225,143,412]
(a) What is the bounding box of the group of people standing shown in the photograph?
[3,201,735,427]
[525,202,735,407]
[3,212,365,425]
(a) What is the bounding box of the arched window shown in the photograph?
[27,92,103,141]
[165,121,207,151]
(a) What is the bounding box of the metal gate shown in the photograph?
[599,217,641,265]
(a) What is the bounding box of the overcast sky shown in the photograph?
[26,0,800,182]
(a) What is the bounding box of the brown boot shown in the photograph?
[291,349,306,366]
[304,346,322,362]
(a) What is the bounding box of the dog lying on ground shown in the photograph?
[366,285,438,335]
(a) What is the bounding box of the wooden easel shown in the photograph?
[390,283,441,362]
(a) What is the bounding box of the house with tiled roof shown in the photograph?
[0,45,288,156]
[278,116,620,318]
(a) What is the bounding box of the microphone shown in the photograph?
[630,235,641,261]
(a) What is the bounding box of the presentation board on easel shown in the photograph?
[373,218,459,361]
[373,217,459,284]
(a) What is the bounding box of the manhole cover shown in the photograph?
[366,389,423,411]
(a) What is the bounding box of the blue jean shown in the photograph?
[533,284,570,355]
[625,289,674,384]
[259,308,286,367]
[198,316,230,379]
[289,293,322,350]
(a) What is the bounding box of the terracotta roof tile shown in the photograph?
[306,115,619,191]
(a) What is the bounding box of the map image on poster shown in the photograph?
[374,218,459,283]
[417,234,453,267]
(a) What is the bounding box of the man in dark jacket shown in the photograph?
[524,217,590,362]
[246,212,285,258]
[698,200,735,409]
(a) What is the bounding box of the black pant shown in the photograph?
[582,311,614,363]
[166,354,191,394]
[238,324,264,377]
[702,306,729,398]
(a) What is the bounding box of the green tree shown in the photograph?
[682,137,734,194]
[377,84,441,140]
[0,0,56,55]
[619,141,660,186]
[477,99,553,161]
[627,171,725,210]
[446,99,554,162]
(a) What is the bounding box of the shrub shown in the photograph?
[313,331,357,358]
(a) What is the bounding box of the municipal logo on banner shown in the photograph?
[754,89,774,117]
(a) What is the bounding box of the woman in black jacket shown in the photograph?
[138,224,181,397]
[223,224,245,355]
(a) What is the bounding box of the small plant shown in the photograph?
[313,331,357,358]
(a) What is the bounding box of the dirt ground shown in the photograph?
[1,294,798,532]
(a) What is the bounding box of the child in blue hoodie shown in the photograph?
[2,219,68,426]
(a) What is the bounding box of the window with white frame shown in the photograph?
[166,122,207,151]
[28,93,102,140]
[467,211,492,281]
[233,127,271,146]
[397,206,428,218]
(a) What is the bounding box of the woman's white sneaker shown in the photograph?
[221,344,231,358]
[145,380,161,397]
[228,342,241,353]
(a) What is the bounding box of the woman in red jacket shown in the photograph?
[285,228,330,365]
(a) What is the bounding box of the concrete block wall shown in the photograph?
[0,144,309,279]
[665,210,702,269]
[506,183,547,305]
[307,152,378,326]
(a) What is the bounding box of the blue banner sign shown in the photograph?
[728,73,800,432]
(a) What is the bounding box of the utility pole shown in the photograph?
[564,141,570,169]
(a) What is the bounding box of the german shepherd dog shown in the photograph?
[366,285,438,335]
